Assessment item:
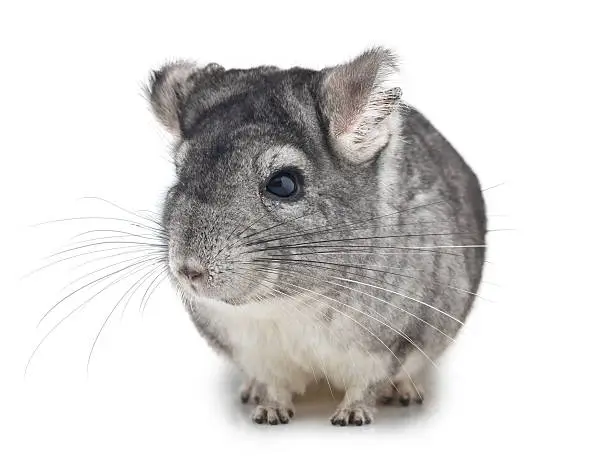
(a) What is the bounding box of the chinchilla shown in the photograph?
[146,47,486,426]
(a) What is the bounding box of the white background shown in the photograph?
[1,1,611,457]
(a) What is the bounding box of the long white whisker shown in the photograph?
[251,256,489,302]
[240,260,465,325]
[121,264,168,318]
[246,244,486,255]
[37,256,166,327]
[255,265,457,342]
[286,273,437,369]
[86,265,167,374]
[61,252,166,292]
[79,196,164,229]
[257,262,455,343]
[251,268,437,371]
[47,240,167,260]
[22,245,165,280]
[139,268,169,315]
[68,229,163,242]
[243,249,492,265]
[25,260,164,376]
[236,182,502,252]
[69,248,166,272]
[30,216,167,235]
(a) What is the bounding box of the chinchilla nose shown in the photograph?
[179,265,209,283]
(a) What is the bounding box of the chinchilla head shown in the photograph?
[146,48,405,305]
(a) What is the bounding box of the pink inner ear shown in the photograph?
[328,78,373,137]
[323,50,397,138]
[320,48,402,163]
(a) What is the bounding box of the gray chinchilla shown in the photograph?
[146,47,486,426]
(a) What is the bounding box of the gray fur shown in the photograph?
[147,47,486,425]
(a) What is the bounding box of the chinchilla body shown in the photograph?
[147,48,486,425]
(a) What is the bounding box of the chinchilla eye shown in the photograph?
[265,171,298,198]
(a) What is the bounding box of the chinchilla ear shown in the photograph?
[319,47,402,164]
[146,61,224,137]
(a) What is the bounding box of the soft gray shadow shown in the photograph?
[216,365,439,432]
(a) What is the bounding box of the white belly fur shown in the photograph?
[192,295,394,395]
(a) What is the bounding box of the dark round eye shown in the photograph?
[266,171,298,198]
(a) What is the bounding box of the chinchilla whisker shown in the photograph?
[137,269,162,314]
[210,223,245,263]
[254,267,438,370]
[69,229,164,242]
[245,226,507,249]
[237,196,453,251]
[71,248,167,272]
[238,248,490,262]
[137,208,162,216]
[87,264,167,374]
[221,212,277,254]
[79,196,164,229]
[46,240,168,260]
[235,268,401,395]
[246,230,492,252]
[239,184,504,251]
[210,212,268,263]
[233,270,339,399]
[242,218,461,247]
[224,269,282,304]
[22,245,163,280]
[60,236,161,254]
[250,265,457,341]
[231,270,276,296]
[25,260,164,377]
[246,230,493,251]
[249,256,488,302]
[61,252,166,293]
[69,233,163,246]
[233,212,270,239]
[21,247,146,279]
[234,266,280,288]
[121,264,168,318]
[139,267,169,315]
[310,274,457,342]
[241,210,322,241]
[480,182,506,192]
[245,270,424,395]
[244,243,487,256]
[89,264,163,343]
[31,216,167,235]
[37,256,166,328]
